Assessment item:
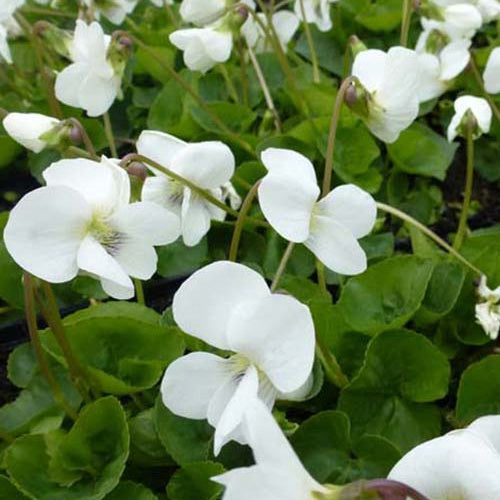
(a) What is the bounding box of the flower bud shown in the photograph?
[127,161,148,181]
[69,124,83,145]
[344,81,369,118]
[348,35,367,58]
[37,22,72,59]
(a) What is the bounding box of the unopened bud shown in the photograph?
[235,5,249,21]
[33,21,49,36]
[127,161,148,181]
[349,35,367,58]
[117,33,133,50]
[412,0,421,11]
[69,124,83,145]
[344,82,358,106]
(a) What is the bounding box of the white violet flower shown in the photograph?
[55,21,122,117]
[179,0,227,26]
[258,148,376,275]
[351,46,421,143]
[83,0,139,25]
[0,0,24,64]
[160,261,316,455]
[475,275,500,340]
[483,47,500,94]
[293,0,338,32]
[213,396,328,500]
[4,157,180,299]
[137,130,238,247]
[447,95,492,142]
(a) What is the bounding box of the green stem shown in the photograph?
[453,122,474,251]
[65,145,93,159]
[103,112,118,157]
[237,39,249,106]
[229,181,261,261]
[164,1,179,28]
[298,0,320,83]
[134,279,146,305]
[122,153,268,227]
[315,339,349,388]
[22,6,76,17]
[218,64,239,103]
[469,53,500,122]
[400,0,412,47]
[67,118,98,160]
[316,260,327,294]
[376,202,482,275]
[24,274,78,421]
[271,241,295,292]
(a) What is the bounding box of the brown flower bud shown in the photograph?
[127,161,148,181]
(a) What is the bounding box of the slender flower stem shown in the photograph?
[298,0,320,83]
[103,112,118,157]
[271,241,295,292]
[229,181,261,261]
[469,54,500,122]
[164,1,179,28]
[22,6,76,17]
[246,43,282,132]
[66,145,93,159]
[376,202,482,275]
[121,153,268,227]
[322,77,356,196]
[315,339,349,388]
[218,64,239,104]
[134,279,146,305]
[38,282,92,403]
[316,260,327,294]
[24,274,78,421]
[67,118,98,160]
[453,122,474,251]
[237,39,249,106]
[400,0,413,47]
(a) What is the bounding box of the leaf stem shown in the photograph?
[298,0,320,83]
[134,279,146,305]
[400,0,413,47]
[270,241,295,292]
[218,64,240,104]
[103,112,118,157]
[315,339,349,388]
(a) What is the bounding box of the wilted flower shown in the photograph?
[213,396,328,499]
[83,0,138,25]
[258,148,377,275]
[55,21,123,117]
[447,95,492,142]
[484,47,500,94]
[4,157,180,299]
[137,130,238,247]
[475,275,500,339]
[351,47,421,143]
[294,0,338,32]
[161,261,316,455]
[0,0,23,64]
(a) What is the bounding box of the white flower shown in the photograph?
[0,0,24,64]
[468,415,500,453]
[417,39,471,101]
[258,148,376,275]
[351,47,421,143]
[4,157,180,299]
[293,0,338,32]
[475,0,500,22]
[484,47,500,94]
[213,396,327,500]
[169,25,233,73]
[179,0,227,25]
[475,275,500,339]
[3,113,62,153]
[83,0,138,25]
[447,95,492,142]
[160,261,316,455]
[389,428,500,499]
[137,130,236,247]
[55,21,120,117]
[242,11,299,54]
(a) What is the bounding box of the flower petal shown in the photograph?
[352,49,387,93]
[172,261,270,350]
[484,47,500,94]
[136,130,187,172]
[113,240,157,280]
[100,277,135,300]
[227,294,315,394]
[161,352,233,420]
[440,39,470,82]
[78,71,117,117]
[468,415,500,454]
[3,113,60,153]
[180,189,211,247]
[305,215,367,275]
[55,63,88,109]
[4,186,90,283]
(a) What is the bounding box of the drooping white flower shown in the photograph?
[160,261,316,455]
[3,113,63,153]
[179,0,227,25]
[0,0,24,64]
[447,95,492,142]
[351,47,421,143]
[417,39,471,101]
[137,130,237,247]
[474,275,500,339]
[242,11,299,54]
[55,21,121,117]
[213,396,328,500]
[258,148,376,275]
[4,157,180,299]
[83,0,138,25]
[293,0,338,32]
[389,428,500,499]
[484,47,500,94]
[428,0,500,23]
[169,24,233,73]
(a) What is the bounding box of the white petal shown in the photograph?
[4,186,90,283]
[173,141,235,189]
[440,39,470,81]
[227,294,315,394]
[417,53,446,102]
[112,201,180,246]
[161,352,233,419]
[172,261,270,350]
[389,430,500,499]
[136,130,187,172]
[179,0,225,25]
[258,148,319,242]
[452,95,492,138]
[78,71,117,117]
[113,240,158,280]
[352,49,387,93]
[305,215,367,275]
[484,47,500,94]
[444,4,482,37]
[316,184,376,239]
[468,416,500,454]
[180,189,211,247]
[3,113,60,153]
[142,176,183,216]
[55,63,88,109]
[214,365,259,455]
[100,278,135,300]
[0,25,12,64]
[273,11,299,49]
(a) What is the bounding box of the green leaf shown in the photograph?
[387,123,458,180]
[456,356,500,424]
[166,461,225,500]
[154,396,213,465]
[6,397,129,500]
[190,102,256,134]
[338,329,450,452]
[291,411,401,484]
[0,135,22,168]
[352,0,402,31]
[134,46,175,83]
[0,475,30,499]
[105,481,157,500]
[337,256,434,335]
[157,239,208,278]
[8,343,37,389]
